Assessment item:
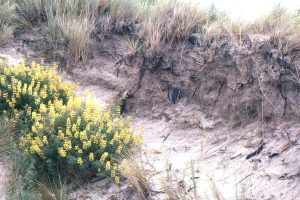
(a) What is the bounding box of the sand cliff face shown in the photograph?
[1,27,300,199]
[67,32,300,199]
[71,33,300,127]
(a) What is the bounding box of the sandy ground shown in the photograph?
[69,83,300,200]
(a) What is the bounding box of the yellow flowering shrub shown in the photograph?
[0,60,142,182]
[0,60,73,116]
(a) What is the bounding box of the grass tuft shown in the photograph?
[14,0,45,29]
[44,0,96,62]
[119,150,150,199]
[0,0,15,44]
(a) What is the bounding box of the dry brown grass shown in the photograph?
[56,16,94,62]
[45,0,96,62]
[118,150,150,199]
[0,117,15,155]
[135,0,209,55]
[0,25,13,44]
[38,175,68,200]
[0,0,15,44]
[121,37,140,56]
[14,0,44,28]
[105,0,136,22]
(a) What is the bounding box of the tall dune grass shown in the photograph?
[0,0,15,44]
[0,0,299,60]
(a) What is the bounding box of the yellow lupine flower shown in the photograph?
[40,89,47,99]
[11,97,16,104]
[58,147,66,157]
[89,153,94,161]
[115,176,120,184]
[2,92,8,99]
[115,106,121,116]
[42,136,48,144]
[22,83,28,94]
[26,107,32,116]
[79,131,87,140]
[39,103,47,113]
[124,134,131,144]
[69,110,75,118]
[133,134,143,145]
[1,76,5,85]
[105,161,111,171]
[63,140,72,150]
[116,145,122,154]
[83,141,88,149]
[74,131,79,138]
[106,122,112,133]
[30,144,41,154]
[100,139,106,149]
[38,124,44,130]
[77,157,83,166]
[32,125,37,133]
[58,130,64,140]
[66,117,71,128]
[72,124,77,132]
[83,140,91,149]
[86,123,91,131]
[100,152,108,162]
[76,117,81,125]
[87,140,91,147]
[111,168,116,178]
[66,129,72,137]
[28,86,33,95]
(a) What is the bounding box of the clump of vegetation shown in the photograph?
[0,61,142,188]
[44,0,96,61]
[14,0,45,29]
[0,61,72,115]
[0,0,15,44]
[118,150,150,199]
[0,116,15,155]
[135,0,208,54]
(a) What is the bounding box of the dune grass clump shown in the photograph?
[44,0,96,62]
[14,0,45,29]
[0,0,15,44]
[0,60,142,183]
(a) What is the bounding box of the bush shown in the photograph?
[0,60,73,118]
[0,61,142,183]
